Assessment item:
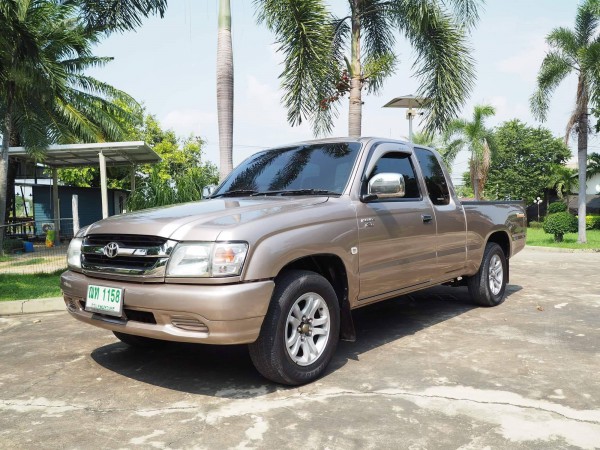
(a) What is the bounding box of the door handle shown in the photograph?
[421,214,433,223]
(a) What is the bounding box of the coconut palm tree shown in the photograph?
[442,104,495,200]
[255,0,480,137]
[0,0,142,253]
[217,0,234,181]
[530,0,600,244]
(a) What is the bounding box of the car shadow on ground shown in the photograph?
[90,284,522,398]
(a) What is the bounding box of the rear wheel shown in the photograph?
[467,242,508,307]
[249,270,340,385]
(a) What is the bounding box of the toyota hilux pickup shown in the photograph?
[61,137,526,385]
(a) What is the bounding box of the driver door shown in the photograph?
[356,145,437,301]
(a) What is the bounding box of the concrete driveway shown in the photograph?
[1,247,599,449]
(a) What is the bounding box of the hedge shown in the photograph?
[586,215,600,230]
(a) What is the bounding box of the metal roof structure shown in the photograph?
[8,141,161,235]
[8,141,160,168]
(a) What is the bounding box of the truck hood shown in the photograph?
[85,197,329,241]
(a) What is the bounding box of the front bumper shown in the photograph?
[60,270,274,345]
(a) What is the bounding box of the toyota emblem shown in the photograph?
[103,242,119,258]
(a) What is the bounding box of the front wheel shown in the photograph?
[249,270,340,385]
[467,242,508,307]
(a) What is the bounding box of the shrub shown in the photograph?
[528,221,543,229]
[586,215,600,230]
[543,212,578,242]
[548,201,567,213]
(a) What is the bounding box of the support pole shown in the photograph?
[407,109,415,142]
[72,194,79,235]
[52,168,60,243]
[99,151,109,219]
[130,164,136,193]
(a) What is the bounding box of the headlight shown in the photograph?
[66,226,90,271]
[166,242,248,278]
[67,237,83,271]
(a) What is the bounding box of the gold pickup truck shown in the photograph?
[61,137,526,385]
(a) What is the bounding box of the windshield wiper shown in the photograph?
[210,189,258,198]
[251,189,340,196]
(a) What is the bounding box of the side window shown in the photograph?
[414,148,450,206]
[368,152,420,199]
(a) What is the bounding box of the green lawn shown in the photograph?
[0,271,63,301]
[526,227,600,250]
[10,258,48,267]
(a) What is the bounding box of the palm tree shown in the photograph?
[255,0,480,137]
[530,0,600,244]
[217,0,234,181]
[588,153,600,180]
[547,165,578,206]
[411,131,440,148]
[442,104,495,200]
[0,0,143,253]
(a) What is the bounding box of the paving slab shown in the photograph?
[1,247,599,449]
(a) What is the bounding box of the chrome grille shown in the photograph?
[81,234,177,279]
[86,234,167,247]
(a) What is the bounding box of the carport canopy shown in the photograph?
[8,141,161,239]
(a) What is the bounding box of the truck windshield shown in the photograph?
[212,142,362,197]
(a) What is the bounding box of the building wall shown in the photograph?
[32,186,127,237]
[587,174,600,195]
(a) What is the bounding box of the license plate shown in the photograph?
[85,285,124,317]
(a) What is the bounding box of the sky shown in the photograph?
[88,0,590,184]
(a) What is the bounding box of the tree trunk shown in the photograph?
[5,131,20,223]
[217,0,234,181]
[348,1,362,138]
[0,115,13,256]
[5,159,17,223]
[577,111,588,243]
[0,80,15,255]
[470,159,480,200]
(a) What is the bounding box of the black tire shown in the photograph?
[467,242,508,307]
[113,331,164,348]
[249,270,340,385]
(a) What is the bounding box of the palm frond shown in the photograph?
[472,104,495,125]
[547,27,579,63]
[362,51,396,94]
[439,137,464,166]
[530,51,573,121]
[587,153,600,178]
[442,0,481,31]
[391,0,476,134]
[360,0,395,57]
[582,41,600,111]
[255,0,339,135]
[75,0,167,33]
[575,0,600,47]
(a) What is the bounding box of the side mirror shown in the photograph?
[367,173,405,199]
[202,185,217,199]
